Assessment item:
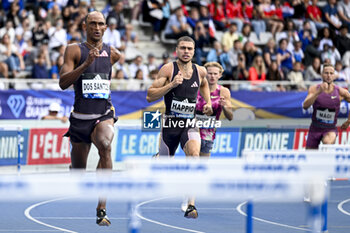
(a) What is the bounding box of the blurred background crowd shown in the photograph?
[1,0,350,91]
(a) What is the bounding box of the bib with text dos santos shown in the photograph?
[164,62,200,119]
[312,84,340,128]
[73,43,113,115]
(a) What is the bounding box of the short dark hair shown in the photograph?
[176,36,195,47]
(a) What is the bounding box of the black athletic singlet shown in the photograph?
[73,43,113,114]
[164,62,200,119]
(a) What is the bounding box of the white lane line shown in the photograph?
[135,196,205,233]
[34,217,128,220]
[0,230,59,232]
[24,197,77,233]
[236,201,312,232]
[338,198,350,216]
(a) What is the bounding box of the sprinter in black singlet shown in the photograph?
[147,36,213,219]
[59,11,121,226]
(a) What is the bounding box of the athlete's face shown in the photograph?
[176,41,195,63]
[84,12,107,42]
[322,66,335,84]
[206,66,222,85]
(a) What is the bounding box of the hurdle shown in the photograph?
[242,149,350,233]
[0,157,344,233]
[0,125,23,172]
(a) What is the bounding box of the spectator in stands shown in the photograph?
[149,69,158,80]
[335,25,350,56]
[338,0,350,31]
[158,52,170,69]
[241,23,252,44]
[112,54,130,79]
[187,7,200,31]
[263,38,278,67]
[298,21,314,51]
[243,41,260,68]
[221,23,239,51]
[32,53,49,79]
[46,4,62,26]
[288,61,306,91]
[103,17,124,51]
[208,0,228,31]
[305,56,322,81]
[42,102,68,123]
[228,39,243,72]
[323,0,342,31]
[129,55,149,80]
[198,4,215,40]
[0,33,25,78]
[145,53,158,76]
[164,6,190,40]
[0,61,8,79]
[6,2,21,28]
[61,6,71,28]
[206,40,223,62]
[243,0,266,38]
[50,55,63,79]
[266,61,285,84]
[141,0,163,42]
[277,38,294,77]
[107,0,127,38]
[127,68,144,90]
[68,0,80,17]
[248,55,266,82]
[334,60,348,85]
[66,22,82,44]
[0,21,15,43]
[290,0,306,30]
[232,53,249,80]
[228,0,244,32]
[193,21,211,65]
[259,0,284,36]
[111,69,127,90]
[304,38,321,66]
[321,44,341,66]
[318,27,334,51]
[32,20,49,47]
[16,17,33,57]
[48,18,67,50]
[306,0,328,33]
[292,41,304,63]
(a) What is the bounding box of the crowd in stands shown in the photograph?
[1,0,350,91]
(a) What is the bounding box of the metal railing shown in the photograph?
[0,79,348,91]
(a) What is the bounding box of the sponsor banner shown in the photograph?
[0,130,29,166]
[239,128,295,155]
[27,128,70,165]
[115,127,240,161]
[0,90,158,120]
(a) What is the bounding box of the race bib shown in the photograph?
[316,108,335,124]
[170,98,196,118]
[82,73,110,99]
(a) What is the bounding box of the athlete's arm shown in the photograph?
[198,66,213,115]
[339,87,350,129]
[59,44,99,90]
[146,63,182,102]
[219,87,233,121]
[110,46,121,64]
[302,83,326,109]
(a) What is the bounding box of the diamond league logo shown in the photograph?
[7,95,25,118]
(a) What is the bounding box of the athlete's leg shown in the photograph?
[91,118,114,224]
[322,131,337,145]
[70,142,91,169]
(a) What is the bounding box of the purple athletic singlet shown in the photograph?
[306,84,340,148]
[196,85,223,141]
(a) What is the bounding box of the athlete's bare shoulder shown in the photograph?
[158,62,174,80]
[195,64,207,78]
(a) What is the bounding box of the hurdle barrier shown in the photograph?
[0,156,348,233]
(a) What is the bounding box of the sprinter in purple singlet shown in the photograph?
[59,11,121,226]
[303,63,350,149]
[196,62,233,156]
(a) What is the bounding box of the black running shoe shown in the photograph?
[152,152,159,158]
[96,209,111,226]
[184,205,198,219]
